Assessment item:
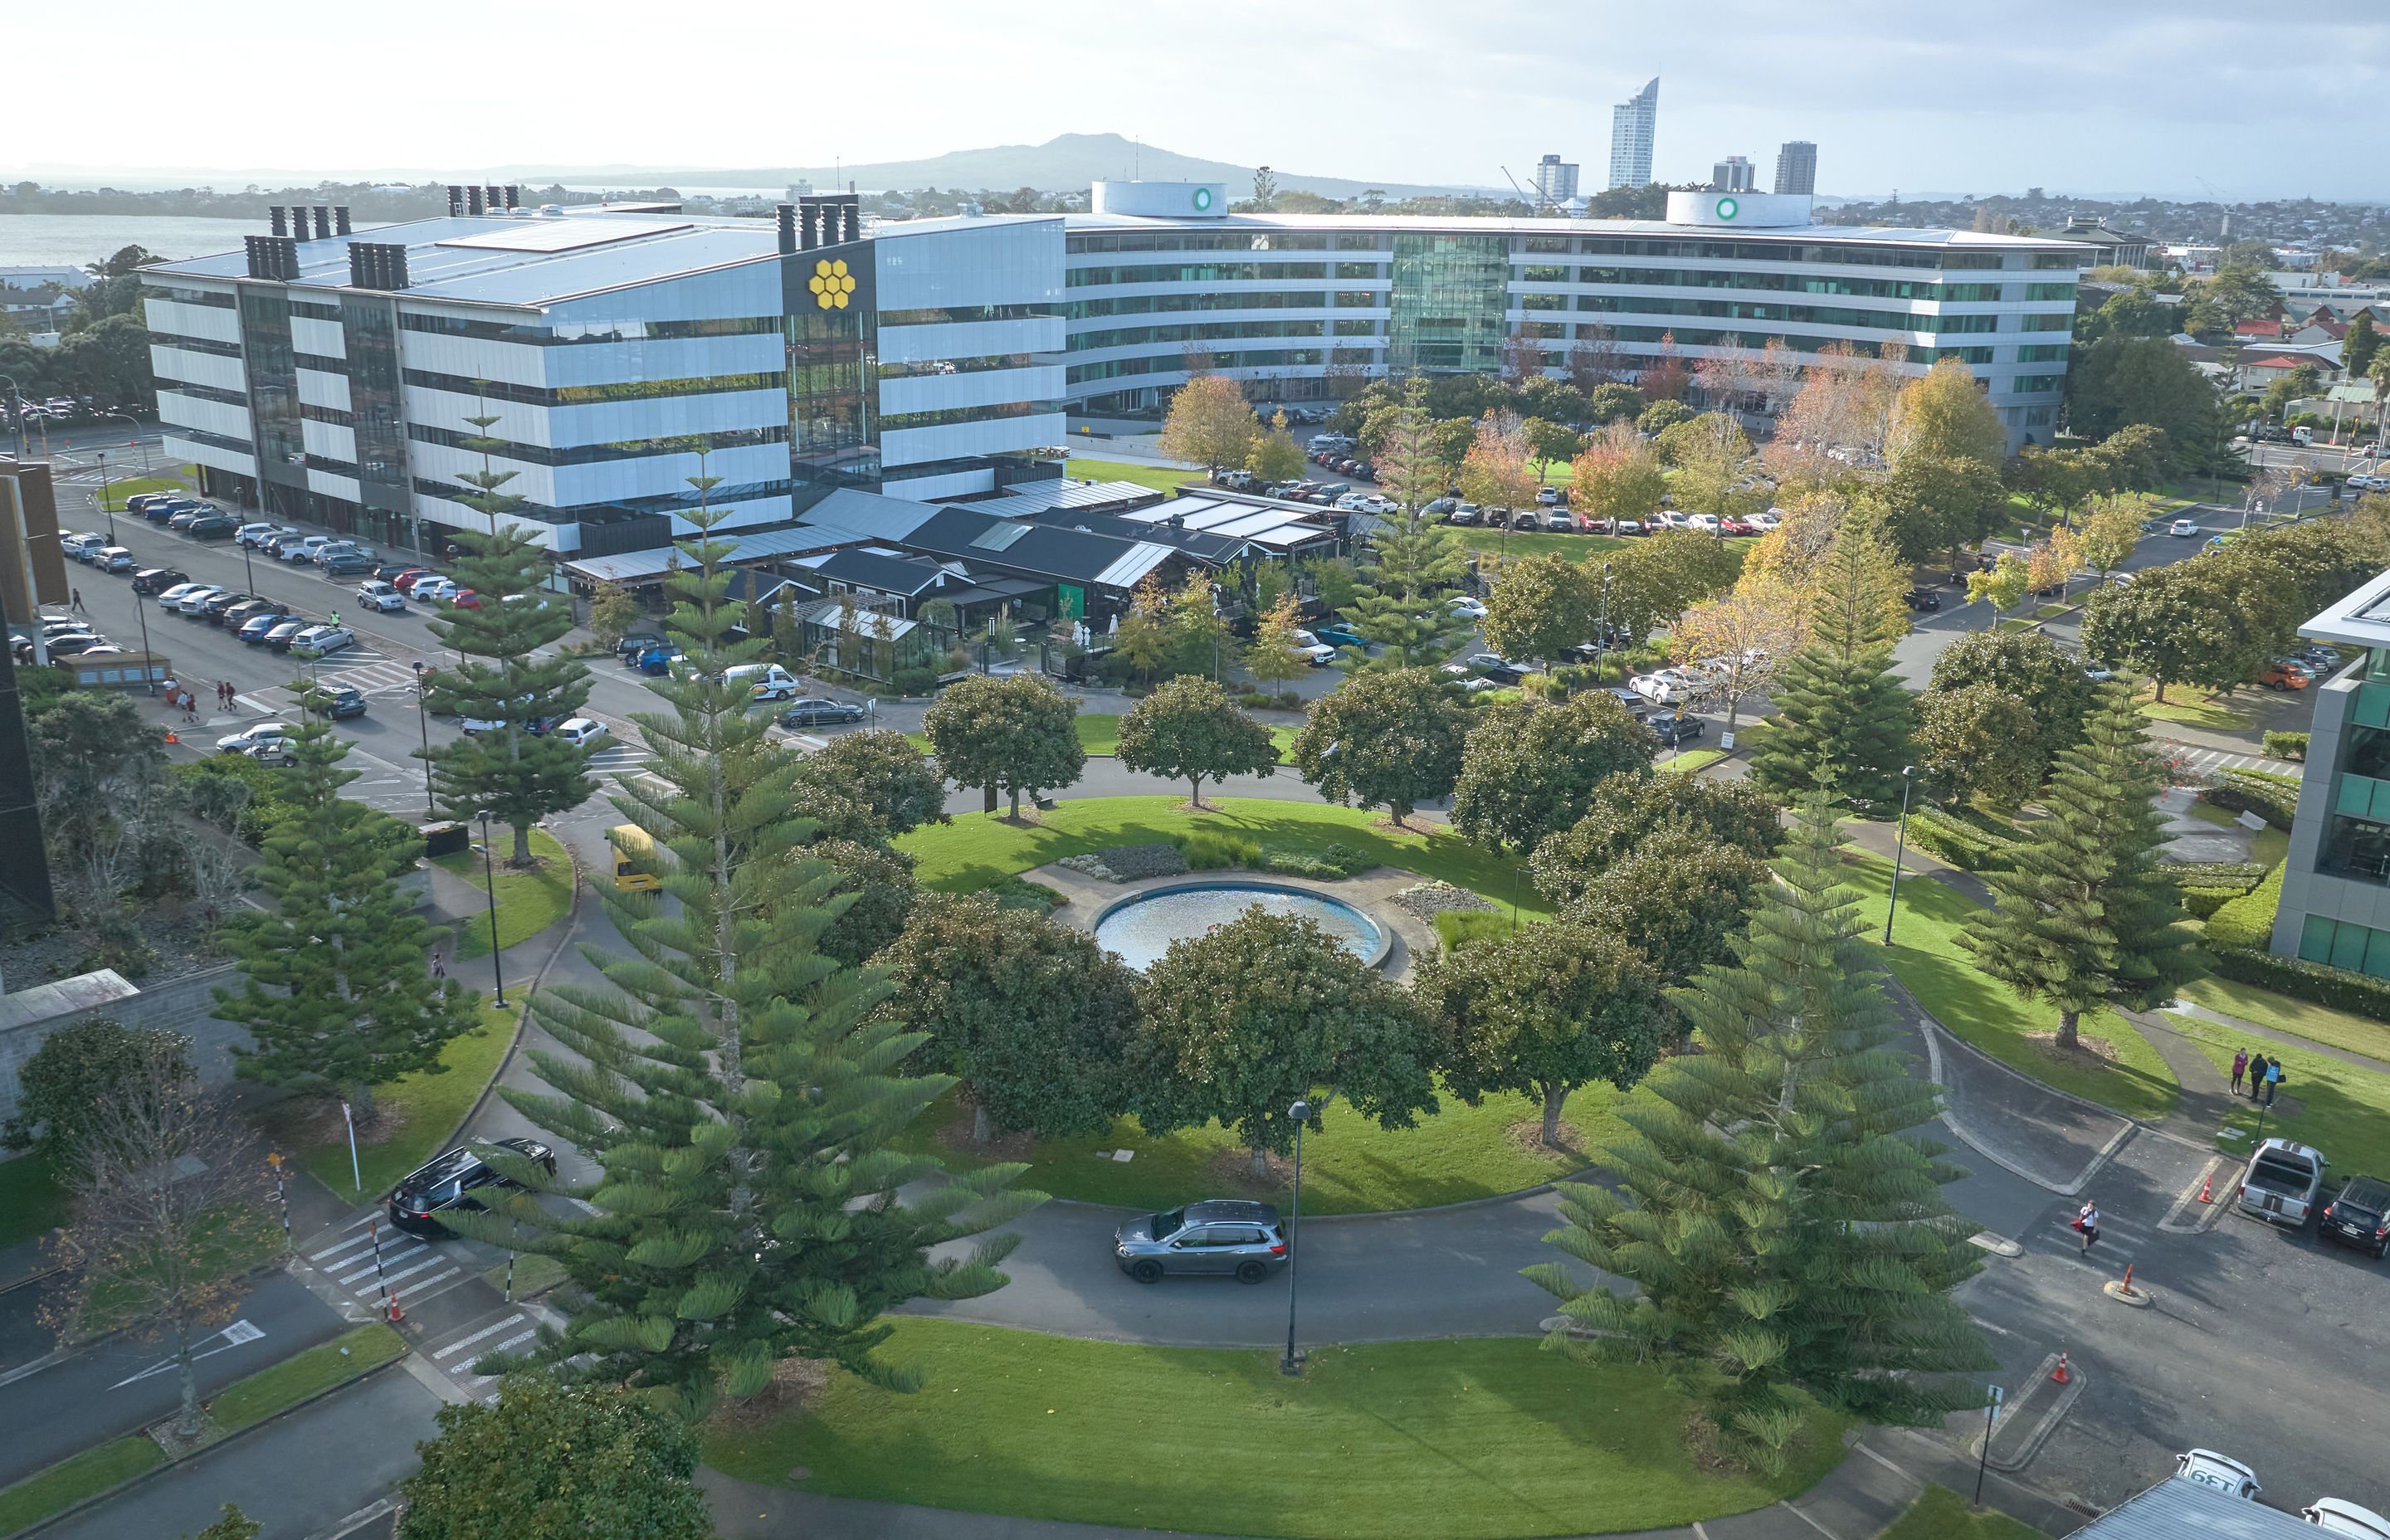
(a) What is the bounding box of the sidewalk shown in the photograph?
[2160,997,2390,1077]
[2119,1007,2239,1145]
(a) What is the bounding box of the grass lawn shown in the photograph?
[701,1320,1846,1540]
[1065,457,1203,495]
[2177,976,2390,1066]
[2137,683,2253,731]
[898,796,1546,922]
[2168,1014,2390,1175]
[207,1323,405,1435]
[1066,713,1298,764]
[1661,747,1726,775]
[1881,1484,2044,1540]
[904,1078,1623,1215]
[0,1435,164,1535]
[2253,826,2289,867]
[437,828,573,959]
[1832,848,2178,1123]
[0,1149,69,1250]
[300,1001,518,1200]
[1463,530,1760,572]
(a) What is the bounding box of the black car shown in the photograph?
[187,515,239,540]
[2321,1175,2390,1259]
[615,630,667,661]
[200,591,256,622]
[388,1137,557,1239]
[1650,711,1706,746]
[1456,652,1528,685]
[1904,587,1942,612]
[130,568,188,596]
[1601,685,1651,721]
[780,698,866,729]
[306,683,368,719]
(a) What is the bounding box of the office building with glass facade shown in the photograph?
[141,202,1066,557]
[1061,183,2090,453]
[2269,570,2390,974]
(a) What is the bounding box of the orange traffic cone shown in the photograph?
[2051,1351,2071,1385]
[2198,1172,2214,1204]
[386,1287,404,1324]
[163,730,179,745]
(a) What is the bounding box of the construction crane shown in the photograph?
[1498,166,1544,213]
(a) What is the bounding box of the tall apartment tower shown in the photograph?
[1533,154,1579,210]
[1607,77,1659,188]
[1773,140,1818,196]
[1711,155,1755,193]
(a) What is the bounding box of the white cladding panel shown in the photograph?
[295,368,352,412]
[144,298,241,345]
[150,345,247,393]
[879,364,1063,419]
[290,316,347,358]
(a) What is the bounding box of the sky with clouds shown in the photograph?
[9,0,2383,200]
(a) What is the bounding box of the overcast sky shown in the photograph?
[10,0,2384,200]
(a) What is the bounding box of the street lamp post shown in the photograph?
[412,662,434,815]
[95,451,116,544]
[476,809,506,1007]
[105,413,149,475]
[133,588,156,694]
[1885,764,1917,947]
[1280,1098,1312,1377]
[1598,562,1614,683]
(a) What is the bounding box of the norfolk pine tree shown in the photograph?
[1528,796,1993,1471]
[1962,681,2202,1050]
[1344,385,1472,670]
[424,406,595,864]
[216,721,475,1118]
[1747,520,1914,811]
[449,487,1041,1417]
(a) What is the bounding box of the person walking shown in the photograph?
[2074,1200,2100,1255]
[2248,1053,2270,1100]
[428,950,445,980]
[70,587,85,614]
[2231,1047,2250,1094]
[2264,1059,2285,1107]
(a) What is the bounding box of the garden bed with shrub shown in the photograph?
[2202,768,2300,830]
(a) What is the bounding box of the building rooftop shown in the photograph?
[1061,208,2087,250]
[2071,1479,2328,1538]
[2304,567,2390,652]
[143,208,1054,310]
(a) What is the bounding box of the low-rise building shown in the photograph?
[2271,570,2390,973]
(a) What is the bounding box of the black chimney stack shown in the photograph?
[446,184,465,217]
[466,185,485,216]
[842,199,860,243]
[269,205,288,238]
[244,235,299,282]
[334,207,352,236]
[313,206,332,240]
[505,184,520,210]
[485,184,504,213]
[776,203,796,255]
[349,241,408,290]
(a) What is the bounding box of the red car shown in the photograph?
[389,568,432,592]
[449,588,482,610]
[1719,518,1755,536]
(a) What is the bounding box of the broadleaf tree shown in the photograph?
[1529,770,1783,908]
[1115,675,1278,808]
[922,672,1087,818]
[1480,553,1594,666]
[1291,665,1466,828]
[1156,374,1257,475]
[1450,694,1656,855]
[446,484,1043,1417]
[395,1380,711,1540]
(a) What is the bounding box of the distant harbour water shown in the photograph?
[0,214,388,268]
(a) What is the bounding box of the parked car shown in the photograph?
[2259,658,2314,690]
[153,582,203,609]
[1541,509,1577,532]
[41,631,109,655]
[387,1138,558,1240]
[2237,1138,2329,1229]
[1683,513,1721,532]
[1454,651,1526,684]
[615,630,668,660]
[282,535,331,563]
[2081,662,2117,683]
[412,577,459,603]
[552,717,610,748]
[2305,1500,2390,1538]
[61,533,105,562]
[235,522,282,547]
[320,551,375,577]
[173,585,226,616]
[1629,669,1694,704]
[390,568,437,594]
[1600,686,1650,720]
[97,546,134,573]
[1507,508,1539,530]
[264,620,309,652]
[1113,1199,1287,1285]
[290,624,355,658]
[131,568,188,596]
[222,599,278,630]
[306,684,368,720]
[2319,1173,2390,1259]
[1649,711,1706,747]
[2173,1449,2261,1501]
[217,722,294,757]
[1312,622,1368,650]
[1748,511,1781,531]
[1719,517,1755,536]
[1447,595,1488,620]
[446,588,482,610]
[635,643,684,675]
[1903,587,1942,612]
[1288,628,1339,666]
[237,612,296,644]
[187,515,240,540]
[724,662,802,702]
[356,580,407,612]
[164,508,207,530]
[200,591,256,622]
[779,698,866,729]
[2297,643,2344,674]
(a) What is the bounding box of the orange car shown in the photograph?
[2258,659,2313,690]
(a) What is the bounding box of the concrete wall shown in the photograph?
[0,963,249,1132]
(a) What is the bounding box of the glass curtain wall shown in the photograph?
[237,285,306,517]
[783,242,879,512]
[1388,235,1508,373]
[341,294,414,548]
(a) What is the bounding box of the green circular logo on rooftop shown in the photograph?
[1193,187,1214,212]
[1715,196,1739,221]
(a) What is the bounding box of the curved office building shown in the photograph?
[1065,183,2089,451]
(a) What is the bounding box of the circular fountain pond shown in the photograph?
[1090,881,1392,972]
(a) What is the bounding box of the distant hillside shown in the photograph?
[497,133,1495,199]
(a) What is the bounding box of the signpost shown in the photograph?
[1973,1383,2003,1506]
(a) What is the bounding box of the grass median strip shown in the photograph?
[0,1437,165,1537]
[701,1319,1845,1540]
[207,1322,406,1435]
[0,1148,67,1251]
[437,827,573,959]
[1882,1484,2044,1540]
[300,1000,518,1198]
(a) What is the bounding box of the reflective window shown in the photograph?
[1388,234,1508,373]
[237,285,305,482]
[784,246,879,507]
[342,295,409,500]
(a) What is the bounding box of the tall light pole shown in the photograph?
[476,808,506,1006]
[1280,1098,1311,1377]
[412,662,435,815]
[95,451,116,544]
[1598,562,1614,683]
[105,412,149,475]
[1885,764,1917,947]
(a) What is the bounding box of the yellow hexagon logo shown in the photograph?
[811,256,856,310]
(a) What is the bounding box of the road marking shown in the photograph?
[109,1319,265,1389]
[431,1313,527,1360]
[467,1328,540,1383]
[373,1254,451,1290]
[1776,1499,1841,1538]
[1968,1314,2015,1338]
[2160,1156,2231,1234]
[393,1265,463,1300]
[339,1244,423,1284]
[310,1232,378,1263]
[303,1494,401,1540]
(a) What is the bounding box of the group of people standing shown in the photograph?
[2230,1047,2286,1107]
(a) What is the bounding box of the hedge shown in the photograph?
[2263,731,2310,763]
[2160,860,2269,892]
[2182,886,2242,919]
[2202,768,2300,831]
[2203,861,2285,950]
[2210,945,2390,1023]
[1900,807,2019,873]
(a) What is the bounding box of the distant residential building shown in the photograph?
[1773,141,1817,196]
[2024,215,2151,270]
[1711,156,1756,193]
[1608,78,1659,189]
[2240,351,2342,391]
[1533,155,1579,210]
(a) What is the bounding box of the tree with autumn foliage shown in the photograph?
[1638,331,1690,402]
[1568,424,1667,533]
[1458,409,1540,516]
[1158,374,1259,474]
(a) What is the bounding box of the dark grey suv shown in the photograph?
[1114,1199,1287,1284]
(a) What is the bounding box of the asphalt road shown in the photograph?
[0,1269,349,1488]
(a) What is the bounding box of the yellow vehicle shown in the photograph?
[610,824,660,894]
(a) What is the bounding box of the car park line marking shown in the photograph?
[466,1329,539,1384]
[2159,1157,2231,1234]
[432,1314,526,1360]
[393,1266,462,1300]
[310,1232,378,1263]
[339,1244,423,1285]
[373,1255,451,1290]
[1774,1499,1841,1538]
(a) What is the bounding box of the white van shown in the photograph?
[724,663,800,702]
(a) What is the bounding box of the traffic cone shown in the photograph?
[2051,1351,2071,1385]
[2198,1172,2214,1204]
[163,730,178,745]
[386,1286,404,1324]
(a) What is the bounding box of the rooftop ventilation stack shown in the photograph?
[504,184,520,210]
[268,205,288,238]
[776,202,797,256]
[312,206,332,240]
[465,185,485,216]
[334,207,352,236]
[446,184,466,217]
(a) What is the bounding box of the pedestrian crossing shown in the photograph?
[418,1309,545,1401]
[586,744,653,774]
[2036,1203,2158,1267]
[305,1212,474,1314]
[2161,743,2282,780]
[315,658,423,696]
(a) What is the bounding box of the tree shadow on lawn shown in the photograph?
[1877,944,2176,1118]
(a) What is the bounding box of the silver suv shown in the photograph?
[1114,1199,1287,1285]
